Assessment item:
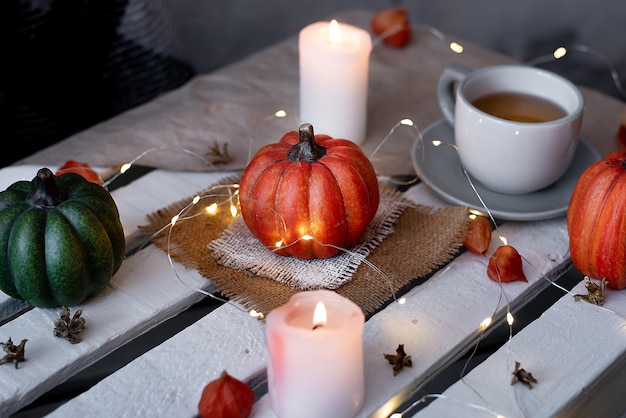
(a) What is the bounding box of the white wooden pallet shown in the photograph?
[37,183,575,418]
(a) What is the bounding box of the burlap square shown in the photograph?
[139,176,470,316]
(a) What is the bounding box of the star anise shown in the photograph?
[384,344,412,376]
[574,276,608,306]
[511,361,537,388]
[54,305,86,344]
[0,337,27,369]
[206,141,232,165]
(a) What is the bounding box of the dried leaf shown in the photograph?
[487,245,527,283]
[383,344,412,376]
[0,337,27,369]
[511,361,537,388]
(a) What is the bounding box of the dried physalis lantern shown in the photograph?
[198,370,254,418]
[487,245,527,283]
[463,215,492,256]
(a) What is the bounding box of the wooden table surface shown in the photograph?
[2,9,626,418]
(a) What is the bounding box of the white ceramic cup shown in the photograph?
[437,64,584,195]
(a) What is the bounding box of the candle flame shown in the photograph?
[329,19,342,45]
[312,301,327,329]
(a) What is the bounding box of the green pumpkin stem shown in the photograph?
[28,168,65,207]
[287,123,327,162]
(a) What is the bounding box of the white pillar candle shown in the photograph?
[266,290,365,418]
[299,20,372,145]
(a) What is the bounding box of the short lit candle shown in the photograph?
[299,19,372,144]
[266,290,365,418]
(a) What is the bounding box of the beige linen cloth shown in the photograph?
[19,10,624,176]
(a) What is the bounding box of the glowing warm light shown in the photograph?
[449,42,464,53]
[275,109,287,118]
[120,163,132,174]
[192,195,200,204]
[390,414,403,418]
[553,46,567,59]
[329,19,341,45]
[468,213,477,220]
[171,214,179,226]
[301,234,314,241]
[500,236,508,246]
[507,312,515,326]
[206,203,218,215]
[230,204,238,217]
[432,139,443,147]
[249,309,265,319]
[479,316,493,331]
[313,301,327,327]
[275,239,284,248]
[400,118,414,126]
[397,297,406,305]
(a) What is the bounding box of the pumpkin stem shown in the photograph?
[28,168,66,207]
[287,123,327,162]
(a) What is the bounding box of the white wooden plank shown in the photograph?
[48,302,267,418]
[48,184,572,418]
[413,280,626,418]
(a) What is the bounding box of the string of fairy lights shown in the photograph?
[95,23,626,417]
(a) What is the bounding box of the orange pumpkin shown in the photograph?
[239,123,379,259]
[567,151,626,289]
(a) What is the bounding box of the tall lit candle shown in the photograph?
[299,19,372,145]
[266,290,365,418]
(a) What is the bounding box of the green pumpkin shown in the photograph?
[0,168,125,308]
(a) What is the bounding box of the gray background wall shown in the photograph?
[161,0,626,100]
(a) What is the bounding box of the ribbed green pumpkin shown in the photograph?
[0,168,125,308]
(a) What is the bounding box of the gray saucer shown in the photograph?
[412,119,601,221]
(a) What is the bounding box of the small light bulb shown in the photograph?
[206,203,218,215]
[120,163,132,174]
[507,312,515,326]
[553,46,567,59]
[479,316,492,331]
[449,42,464,54]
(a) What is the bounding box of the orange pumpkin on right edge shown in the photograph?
[567,151,626,289]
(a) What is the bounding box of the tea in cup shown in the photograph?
[437,64,584,195]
